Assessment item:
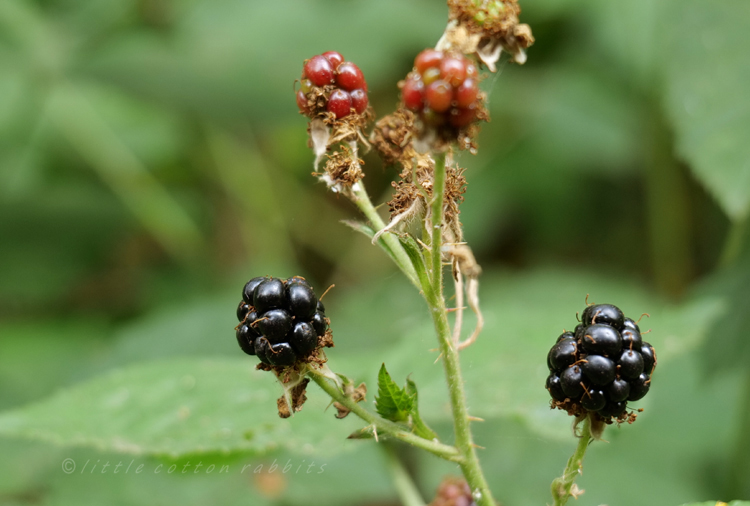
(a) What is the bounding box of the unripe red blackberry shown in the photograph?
[399,49,486,137]
[297,52,369,120]
[545,302,657,423]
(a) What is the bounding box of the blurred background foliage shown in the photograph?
[0,0,748,505]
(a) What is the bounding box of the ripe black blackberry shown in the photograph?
[234,275,333,368]
[544,302,657,423]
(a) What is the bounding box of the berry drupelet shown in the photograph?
[545,303,657,423]
[234,276,332,367]
[297,51,369,119]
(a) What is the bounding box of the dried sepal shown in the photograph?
[371,108,417,166]
[444,0,535,68]
[318,144,365,187]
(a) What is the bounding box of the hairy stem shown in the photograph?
[383,444,427,506]
[350,182,420,287]
[551,416,593,506]
[423,152,496,506]
[308,370,461,462]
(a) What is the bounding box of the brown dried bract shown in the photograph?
[371,108,417,166]
[550,398,640,427]
[387,158,467,245]
[277,396,291,419]
[318,145,365,186]
[446,0,534,66]
[333,382,367,419]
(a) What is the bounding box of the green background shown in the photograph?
[0,0,749,504]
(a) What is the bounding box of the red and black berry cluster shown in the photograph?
[296,51,369,119]
[546,304,657,421]
[235,276,329,367]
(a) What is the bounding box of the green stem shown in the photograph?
[308,370,461,462]
[349,182,420,288]
[551,416,593,506]
[382,444,427,506]
[423,152,496,506]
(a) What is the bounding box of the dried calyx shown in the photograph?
[443,0,535,69]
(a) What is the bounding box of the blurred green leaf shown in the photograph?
[663,0,750,221]
[697,251,750,374]
[0,358,362,458]
[375,363,414,423]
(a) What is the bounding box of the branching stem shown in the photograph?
[422,152,496,506]
[308,370,461,462]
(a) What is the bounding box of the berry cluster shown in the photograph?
[296,51,369,119]
[235,276,329,367]
[545,304,657,422]
[402,49,482,129]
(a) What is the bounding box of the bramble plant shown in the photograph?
[234,2,660,504]
[1,1,749,505]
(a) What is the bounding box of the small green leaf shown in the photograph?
[405,377,438,440]
[374,363,414,423]
[341,219,404,269]
[399,236,434,298]
[341,219,376,240]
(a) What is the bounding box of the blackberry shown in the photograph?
[233,275,333,367]
[544,302,657,423]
